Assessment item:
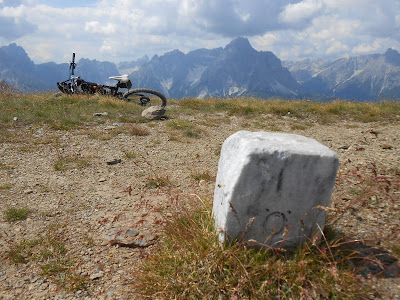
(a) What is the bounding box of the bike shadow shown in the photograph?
[326,226,400,278]
[344,241,400,278]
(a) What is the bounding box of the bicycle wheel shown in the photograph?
[123,88,167,107]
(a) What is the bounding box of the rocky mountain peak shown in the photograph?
[225,37,255,53]
[0,43,33,65]
[383,48,400,65]
[164,49,184,57]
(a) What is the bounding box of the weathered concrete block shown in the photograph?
[213,131,339,248]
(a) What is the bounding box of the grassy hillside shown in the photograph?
[1,92,399,131]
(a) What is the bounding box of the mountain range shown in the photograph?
[1,38,400,101]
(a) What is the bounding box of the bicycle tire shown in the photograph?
[123,88,167,107]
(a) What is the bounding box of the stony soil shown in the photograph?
[0,109,399,299]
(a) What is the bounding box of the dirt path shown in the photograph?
[1,111,399,299]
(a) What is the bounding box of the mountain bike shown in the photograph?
[56,53,167,107]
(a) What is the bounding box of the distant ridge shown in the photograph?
[284,48,400,100]
[1,39,400,100]
[125,37,300,99]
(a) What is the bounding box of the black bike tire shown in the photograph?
[123,88,167,107]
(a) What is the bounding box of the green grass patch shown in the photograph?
[134,200,372,299]
[145,176,173,189]
[290,122,310,130]
[124,151,137,159]
[32,136,59,145]
[125,124,150,136]
[192,171,214,182]
[349,188,362,195]
[167,133,181,142]
[183,128,201,138]
[0,184,11,190]
[166,119,202,138]
[173,98,400,124]
[54,156,91,171]
[0,92,142,132]
[166,119,193,130]
[3,207,30,222]
[0,162,11,170]
[7,223,88,291]
[1,93,399,143]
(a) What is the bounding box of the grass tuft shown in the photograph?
[167,119,193,130]
[54,156,90,171]
[192,171,214,182]
[0,184,12,190]
[145,176,173,189]
[125,124,150,136]
[134,199,372,299]
[3,207,30,222]
[124,151,137,159]
[7,224,88,291]
[183,128,201,138]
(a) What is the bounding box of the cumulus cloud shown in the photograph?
[253,0,400,60]
[176,0,294,36]
[84,21,116,35]
[1,0,400,63]
[280,0,324,26]
[0,3,37,40]
[0,17,36,39]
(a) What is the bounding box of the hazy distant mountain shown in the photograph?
[1,40,400,100]
[284,49,400,100]
[125,37,301,99]
[0,44,120,91]
[0,43,40,91]
[75,58,120,85]
[118,55,149,75]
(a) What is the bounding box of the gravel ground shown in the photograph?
[0,110,399,299]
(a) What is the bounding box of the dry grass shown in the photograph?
[134,198,374,299]
[125,124,150,136]
[3,207,30,222]
[1,93,399,138]
[192,171,214,182]
[173,98,400,123]
[145,176,173,189]
[7,223,87,291]
[0,92,143,132]
[54,156,91,171]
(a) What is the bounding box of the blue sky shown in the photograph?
[38,0,98,8]
[0,0,399,64]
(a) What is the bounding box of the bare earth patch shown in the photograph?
[0,109,399,299]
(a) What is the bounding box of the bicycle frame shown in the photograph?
[56,53,167,107]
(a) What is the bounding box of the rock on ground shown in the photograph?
[141,106,166,120]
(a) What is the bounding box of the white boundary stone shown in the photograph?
[212,131,339,248]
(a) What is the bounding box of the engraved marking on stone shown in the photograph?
[263,212,287,235]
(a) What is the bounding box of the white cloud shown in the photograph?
[84,21,117,35]
[0,4,37,39]
[352,41,383,55]
[280,0,324,25]
[0,0,399,64]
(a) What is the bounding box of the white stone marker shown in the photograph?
[213,131,339,248]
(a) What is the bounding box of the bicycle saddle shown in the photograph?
[109,74,130,83]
